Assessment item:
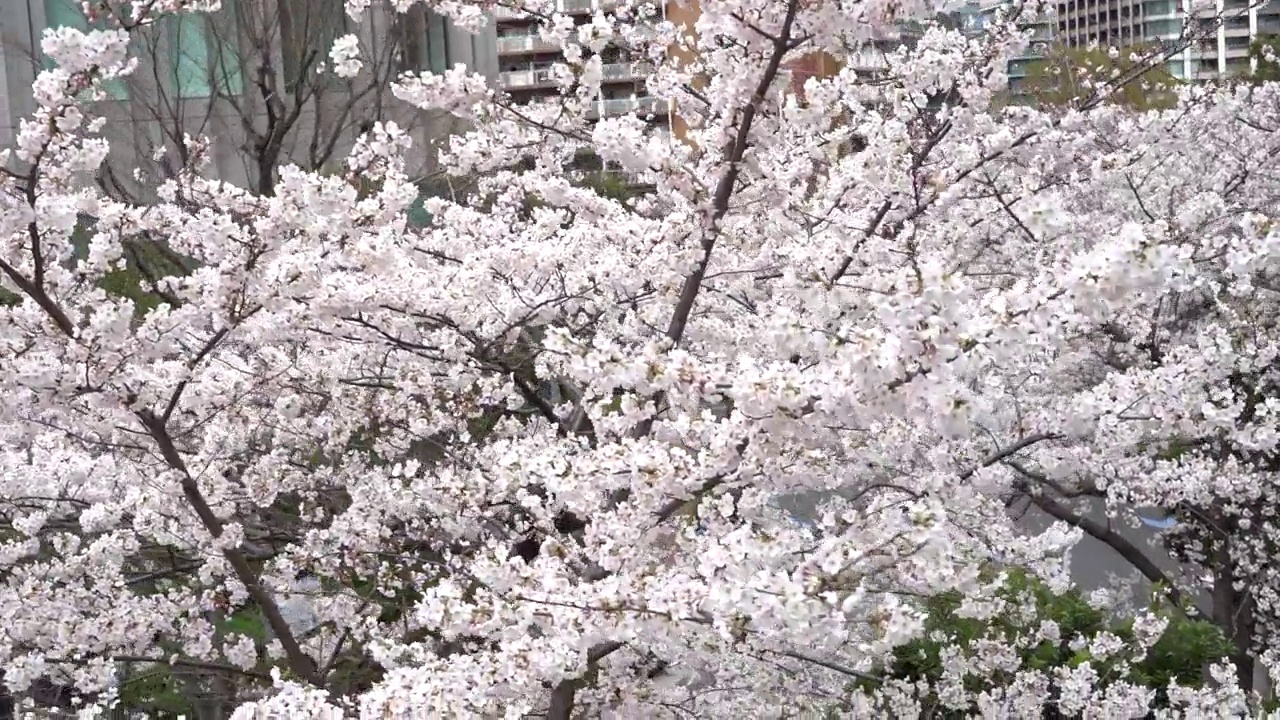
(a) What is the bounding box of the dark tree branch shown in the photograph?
[958,433,1060,481]
[548,8,805,712]
[774,648,882,684]
[1014,474,1211,621]
[546,641,625,720]
[137,410,322,687]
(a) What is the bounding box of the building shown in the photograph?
[946,0,1280,92]
[950,0,1056,93]
[0,0,497,193]
[1053,0,1280,80]
[492,0,670,125]
[487,1,888,145]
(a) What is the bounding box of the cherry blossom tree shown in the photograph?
[2,0,1280,717]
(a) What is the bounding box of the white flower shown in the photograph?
[329,34,362,78]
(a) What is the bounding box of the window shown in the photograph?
[1144,18,1183,36]
[394,5,428,72]
[43,0,127,100]
[393,6,449,75]
[280,0,347,89]
[166,11,243,98]
[425,10,450,74]
[497,24,539,38]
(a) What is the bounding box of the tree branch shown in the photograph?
[546,641,625,720]
[774,648,882,684]
[661,0,801,352]
[136,411,322,687]
[958,433,1060,481]
[1015,477,1210,621]
[543,5,803,710]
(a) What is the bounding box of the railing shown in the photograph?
[601,61,650,81]
[845,47,892,72]
[499,61,649,88]
[494,0,613,19]
[586,96,669,118]
[495,34,560,54]
[499,67,558,89]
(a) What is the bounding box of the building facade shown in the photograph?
[0,0,498,192]
[952,0,1056,92]
[1053,0,1280,80]
[952,0,1280,87]
[493,0,668,123]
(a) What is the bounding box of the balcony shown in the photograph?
[585,96,669,119]
[845,47,891,73]
[601,61,650,82]
[500,66,559,89]
[496,34,561,55]
[500,62,648,89]
[494,0,613,19]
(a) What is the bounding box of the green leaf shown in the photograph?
[116,666,196,715]
[221,608,268,641]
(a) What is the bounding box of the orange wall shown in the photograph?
[785,51,842,99]
[664,0,841,142]
[665,0,702,142]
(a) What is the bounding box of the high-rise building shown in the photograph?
[951,1,1056,92]
[1053,0,1280,80]
[946,0,1280,90]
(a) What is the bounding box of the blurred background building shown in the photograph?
[0,0,497,194]
[493,0,668,123]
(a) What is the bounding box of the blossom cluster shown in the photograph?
[0,0,1278,717]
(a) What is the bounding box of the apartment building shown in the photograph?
[1054,0,1280,80]
[488,1,896,141]
[0,0,498,193]
[492,0,670,126]
[949,0,1280,88]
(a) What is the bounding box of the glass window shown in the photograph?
[167,12,243,98]
[43,0,128,100]
[393,6,429,72]
[1144,18,1184,36]
[426,11,449,74]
